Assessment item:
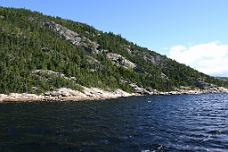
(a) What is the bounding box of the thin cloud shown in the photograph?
[168,41,228,77]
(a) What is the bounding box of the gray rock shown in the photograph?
[42,21,99,52]
[106,53,136,69]
[133,50,164,66]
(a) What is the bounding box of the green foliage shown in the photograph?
[0,7,227,94]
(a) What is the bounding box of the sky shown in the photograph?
[1,0,228,77]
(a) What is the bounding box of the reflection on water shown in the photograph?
[0,93,228,151]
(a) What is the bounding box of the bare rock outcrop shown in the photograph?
[0,93,43,102]
[129,83,151,95]
[42,21,99,52]
[82,87,133,99]
[133,50,164,66]
[43,21,82,43]
[106,53,136,69]
[1,85,228,102]
[0,87,135,102]
[44,88,87,100]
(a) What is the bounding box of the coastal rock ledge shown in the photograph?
[0,87,136,102]
[0,86,228,102]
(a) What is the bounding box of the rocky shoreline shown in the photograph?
[0,87,135,102]
[0,86,228,102]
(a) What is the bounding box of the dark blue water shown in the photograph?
[0,93,228,152]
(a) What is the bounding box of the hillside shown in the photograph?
[0,7,228,98]
[216,77,228,82]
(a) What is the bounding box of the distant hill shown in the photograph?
[216,77,228,82]
[0,7,227,95]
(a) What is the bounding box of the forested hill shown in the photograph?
[216,77,228,82]
[0,7,227,94]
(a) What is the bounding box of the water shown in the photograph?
[0,93,228,152]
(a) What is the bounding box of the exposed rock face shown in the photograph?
[42,21,99,52]
[31,70,77,81]
[0,93,43,102]
[129,83,151,95]
[0,94,7,101]
[0,87,135,102]
[106,53,136,69]
[133,50,163,66]
[167,85,228,95]
[82,87,133,99]
[43,21,81,43]
[44,88,87,99]
[195,79,228,93]
[1,85,228,102]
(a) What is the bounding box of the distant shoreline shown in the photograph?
[1,87,228,102]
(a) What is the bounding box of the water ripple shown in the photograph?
[0,93,228,151]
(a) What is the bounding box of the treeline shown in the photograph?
[0,7,227,94]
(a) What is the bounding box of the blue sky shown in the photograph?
[1,0,228,76]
